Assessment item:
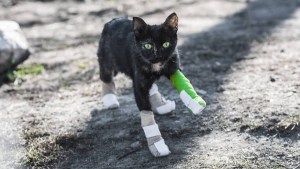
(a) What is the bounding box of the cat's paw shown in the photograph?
[149,139,171,157]
[180,90,205,114]
[102,93,120,109]
[148,139,171,157]
[154,100,175,115]
[143,123,171,157]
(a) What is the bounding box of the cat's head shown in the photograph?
[133,13,178,64]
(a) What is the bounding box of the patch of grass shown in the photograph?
[207,157,255,169]
[77,62,88,69]
[240,114,300,138]
[15,64,44,77]
[273,161,286,169]
[5,70,15,81]
[21,129,63,168]
[24,137,61,167]
[278,114,300,129]
[21,126,80,168]
[5,64,44,81]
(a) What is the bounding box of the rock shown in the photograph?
[269,156,275,162]
[205,104,222,113]
[0,21,30,78]
[212,61,229,73]
[230,116,242,122]
[216,86,225,92]
[195,88,207,95]
[270,76,276,82]
[130,141,141,149]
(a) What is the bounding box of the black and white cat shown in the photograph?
[98,13,180,157]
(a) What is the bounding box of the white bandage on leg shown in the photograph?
[180,90,205,114]
[140,111,171,157]
[143,124,161,138]
[103,93,119,109]
[156,101,175,115]
[153,139,170,156]
[149,83,159,96]
[149,84,176,115]
[102,81,119,109]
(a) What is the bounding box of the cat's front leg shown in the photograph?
[133,78,171,157]
[140,110,171,157]
[170,70,206,114]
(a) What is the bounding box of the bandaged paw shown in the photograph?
[142,124,171,157]
[102,81,119,109]
[149,84,176,115]
[103,93,119,109]
[180,90,205,114]
[170,70,206,114]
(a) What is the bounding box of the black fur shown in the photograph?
[97,13,180,111]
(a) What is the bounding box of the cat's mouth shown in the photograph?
[149,57,166,64]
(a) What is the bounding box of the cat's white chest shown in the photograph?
[152,63,163,72]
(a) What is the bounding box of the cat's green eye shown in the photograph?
[144,43,152,49]
[163,42,170,48]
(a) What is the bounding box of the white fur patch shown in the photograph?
[152,63,163,72]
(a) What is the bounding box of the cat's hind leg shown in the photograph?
[98,38,119,109]
[149,83,175,115]
[101,80,119,109]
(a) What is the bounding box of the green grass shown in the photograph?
[77,62,87,69]
[5,64,44,81]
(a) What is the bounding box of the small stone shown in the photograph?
[205,104,222,112]
[107,157,115,164]
[270,76,276,82]
[216,86,225,92]
[67,8,78,15]
[195,88,207,95]
[130,141,141,149]
[211,62,227,73]
[269,156,275,162]
[215,61,221,66]
[183,110,189,114]
[230,116,242,122]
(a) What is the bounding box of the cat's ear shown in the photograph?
[163,13,178,33]
[133,17,147,37]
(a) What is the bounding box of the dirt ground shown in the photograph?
[0,0,299,168]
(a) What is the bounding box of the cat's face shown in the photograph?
[133,13,178,64]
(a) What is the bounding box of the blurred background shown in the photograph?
[0,0,299,168]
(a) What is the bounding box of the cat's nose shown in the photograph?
[154,52,161,58]
[154,54,162,59]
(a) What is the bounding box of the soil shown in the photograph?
[0,0,299,168]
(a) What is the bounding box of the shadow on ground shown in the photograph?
[54,0,300,168]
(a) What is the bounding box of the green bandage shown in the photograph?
[170,70,206,114]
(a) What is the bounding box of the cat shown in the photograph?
[97,13,180,157]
